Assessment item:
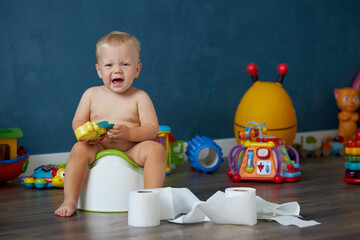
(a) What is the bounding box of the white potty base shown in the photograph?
[78,150,144,212]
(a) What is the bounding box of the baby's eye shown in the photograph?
[105,64,112,67]
[122,63,129,67]
[343,97,349,101]
[353,96,359,101]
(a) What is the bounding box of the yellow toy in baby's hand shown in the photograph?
[75,121,114,142]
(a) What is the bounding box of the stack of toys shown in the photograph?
[344,130,360,184]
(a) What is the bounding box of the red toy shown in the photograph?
[0,146,30,182]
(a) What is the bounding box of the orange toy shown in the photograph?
[334,87,360,140]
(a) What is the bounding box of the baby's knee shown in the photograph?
[70,142,99,163]
[151,142,166,156]
[71,142,88,153]
[143,141,166,161]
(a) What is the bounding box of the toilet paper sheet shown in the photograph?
[128,187,320,228]
[256,197,320,228]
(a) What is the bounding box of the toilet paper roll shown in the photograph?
[128,190,160,227]
[195,187,257,225]
[224,187,257,225]
[225,187,256,198]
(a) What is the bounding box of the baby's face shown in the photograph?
[96,42,141,94]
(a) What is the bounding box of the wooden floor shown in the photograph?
[1,155,360,240]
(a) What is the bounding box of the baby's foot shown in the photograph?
[55,201,77,217]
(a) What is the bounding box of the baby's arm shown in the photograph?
[107,91,159,142]
[72,88,94,131]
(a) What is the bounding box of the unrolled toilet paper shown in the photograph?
[128,187,320,228]
[256,197,320,228]
[128,190,160,227]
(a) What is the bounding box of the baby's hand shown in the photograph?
[107,124,130,140]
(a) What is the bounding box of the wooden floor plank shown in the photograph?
[1,155,360,239]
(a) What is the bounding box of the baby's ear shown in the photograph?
[135,62,142,78]
[95,64,102,79]
[334,89,339,99]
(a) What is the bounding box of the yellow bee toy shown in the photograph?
[234,63,297,145]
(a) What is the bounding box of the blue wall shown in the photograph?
[1,0,360,154]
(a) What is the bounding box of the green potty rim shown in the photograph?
[90,149,142,169]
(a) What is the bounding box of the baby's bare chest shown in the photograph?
[90,94,140,126]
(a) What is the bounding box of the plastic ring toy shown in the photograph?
[186,135,223,173]
[345,170,360,178]
[345,162,360,171]
[344,177,360,184]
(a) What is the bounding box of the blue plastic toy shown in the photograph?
[186,135,223,173]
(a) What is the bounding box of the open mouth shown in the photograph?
[112,78,124,86]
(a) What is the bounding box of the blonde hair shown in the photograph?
[96,31,140,62]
